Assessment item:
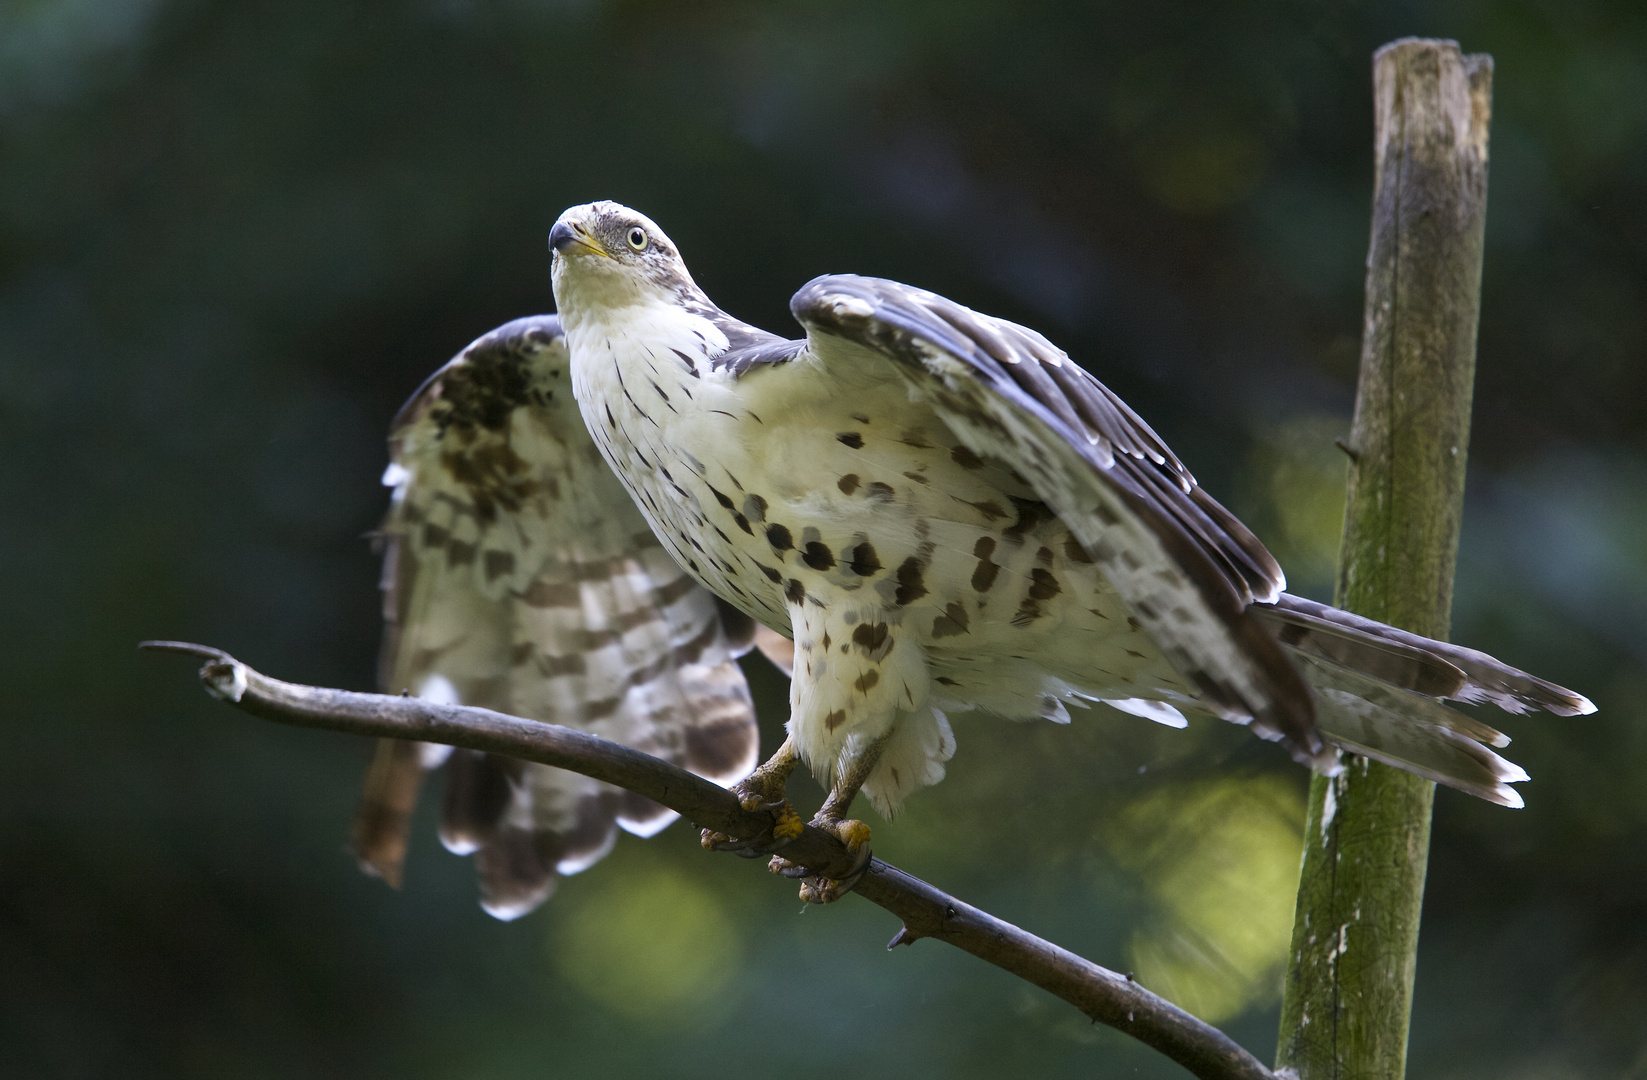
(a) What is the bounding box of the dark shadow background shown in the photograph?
[3,2,1644,1077]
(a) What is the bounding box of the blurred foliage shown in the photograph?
[1111,778,1305,1024]
[551,862,744,1025]
[1234,414,1351,598]
[2,1,1644,1078]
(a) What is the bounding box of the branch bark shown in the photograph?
[1276,38,1492,1079]
[143,639,1273,1080]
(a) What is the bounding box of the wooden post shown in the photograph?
[1275,39,1492,1080]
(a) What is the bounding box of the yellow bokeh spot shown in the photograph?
[551,866,743,1025]
[1239,413,1350,592]
[1109,778,1305,1023]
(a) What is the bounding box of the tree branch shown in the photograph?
[1276,38,1492,1078]
[142,640,1274,1080]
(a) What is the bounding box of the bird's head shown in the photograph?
[548,202,698,322]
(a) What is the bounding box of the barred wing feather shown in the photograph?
[353,316,759,919]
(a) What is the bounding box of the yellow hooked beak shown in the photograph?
[548,219,613,259]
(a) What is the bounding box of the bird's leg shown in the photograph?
[700,735,804,856]
[772,735,887,904]
[736,735,806,837]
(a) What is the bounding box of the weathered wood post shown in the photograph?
[1275,38,1493,1079]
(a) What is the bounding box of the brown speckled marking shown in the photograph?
[894,557,928,605]
[851,622,890,658]
[1063,534,1094,564]
[1004,496,1056,544]
[743,493,767,521]
[1028,568,1061,600]
[837,474,860,495]
[825,709,847,732]
[836,432,864,449]
[1012,568,1062,627]
[854,669,880,694]
[970,536,1001,593]
[766,523,793,550]
[902,470,930,485]
[802,541,836,571]
[951,445,985,469]
[931,602,970,638]
[935,676,959,686]
[866,481,895,500]
[848,541,882,577]
[785,578,807,605]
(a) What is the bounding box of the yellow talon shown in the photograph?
[784,817,875,904]
[832,818,872,853]
[772,801,805,841]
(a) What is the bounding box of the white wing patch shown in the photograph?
[1105,698,1191,729]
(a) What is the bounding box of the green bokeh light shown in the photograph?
[1111,778,1305,1023]
[552,866,745,1026]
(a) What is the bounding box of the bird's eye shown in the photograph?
[626,226,648,251]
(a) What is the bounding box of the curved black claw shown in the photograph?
[699,797,804,858]
[770,818,872,904]
[702,741,804,857]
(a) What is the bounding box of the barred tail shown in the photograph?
[1253,592,1595,807]
[352,737,437,887]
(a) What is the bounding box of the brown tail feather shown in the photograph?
[1253,594,1595,806]
[351,738,430,888]
[1295,653,1527,806]
[1261,593,1594,716]
[438,750,515,856]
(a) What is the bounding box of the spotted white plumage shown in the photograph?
[545,200,1592,831]
[352,316,763,919]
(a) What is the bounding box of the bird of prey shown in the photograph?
[359,198,1593,913]
[543,200,1593,901]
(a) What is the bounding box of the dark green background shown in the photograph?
[3,1,1644,1076]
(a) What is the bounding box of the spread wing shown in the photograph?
[779,275,1593,798]
[785,275,1329,766]
[352,316,760,919]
